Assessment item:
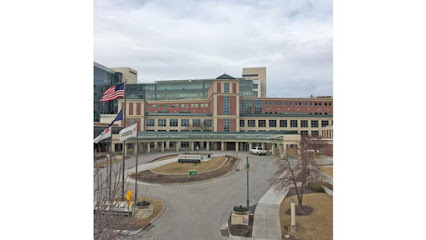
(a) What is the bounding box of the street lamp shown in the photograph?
[246,156,250,210]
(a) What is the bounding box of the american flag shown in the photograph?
[100,83,125,102]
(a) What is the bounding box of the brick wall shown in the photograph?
[217,118,224,131]
[217,96,224,115]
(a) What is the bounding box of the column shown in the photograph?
[235,142,239,152]
[147,142,151,153]
[166,141,170,150]
[161,142,165,152]
[124,143,128,156]
[283,144,287,154]
[249,142,252,150]
[206,141,210,151]
[191,142,194,151]
[111,143,115,153]
[272,143,275,155]
[134,142,137,154]
[176,141,180,151]
[221,141,225,151]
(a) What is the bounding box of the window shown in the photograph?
[158,119,166,127]
[319,103,322,106]
[275,102,278,106]
[224,119,230,132]
[146,119,155,127]
[240,119,245,127]
[290,120,298,128]
[269,120,277,127]
[147,130,154,132]
[315,103,318,106]
[280,120,287,127]
[181,119,189,127]
[170,119,178,127]
[204,119,212,127]
[129,119,134,125]
[244,100,252,114]
[329,103,332,106]
[279,102,282,105]
[224,96,230,115]
[301,131,309,136]
[224,82,230,93]
[322,120,329,127]
[181,142,189,148]
[193,119,201,127]
[190,104,194,108]
[158,130,166,132]
[311,120,318,128]
[170,130,178,132]
[311,131,319,136]
[289,102,292,105]
[301,120,308,128]
[258,120,266,127]
[253,84,258,89]
[248,120,256,127]
[254,100,262,114]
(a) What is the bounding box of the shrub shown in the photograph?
[307,182,325,193]
[233,205,249,212]
[136,200,151,207]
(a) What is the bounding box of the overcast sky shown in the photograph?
[94,0,332,98]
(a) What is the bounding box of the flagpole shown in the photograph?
[109,128,112,202]
[135,120,139,205]
[122,80,127,201]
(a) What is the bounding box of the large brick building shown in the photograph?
[95,64,333,156]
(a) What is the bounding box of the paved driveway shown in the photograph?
[95,151,280,240]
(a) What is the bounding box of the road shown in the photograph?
[95,151,280,240]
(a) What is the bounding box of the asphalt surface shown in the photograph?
[95,151,281,240]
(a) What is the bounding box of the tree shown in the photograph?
[271,136,325,208]
[94,156,139,240]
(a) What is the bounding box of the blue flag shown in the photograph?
[108,109,123,127]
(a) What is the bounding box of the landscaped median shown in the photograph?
[129,155,240,184]
[279,193,332,240]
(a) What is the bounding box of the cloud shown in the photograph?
[94,0,332,97]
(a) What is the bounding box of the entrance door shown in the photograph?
[226,142,235,151]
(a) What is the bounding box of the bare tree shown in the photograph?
[271,136,325,208]
[94,157,138,240]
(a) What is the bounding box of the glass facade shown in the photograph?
[254,100,262,114]
[125,78,253,101]
[224,83,230,93]
[94,63,122,121]
[224,119,230,132]
[224,96,230,115]
[244,100,252,114]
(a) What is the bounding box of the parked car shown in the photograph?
[250,147,267,155]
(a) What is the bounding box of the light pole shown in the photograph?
[246,156,250,210]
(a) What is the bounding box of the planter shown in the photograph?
[134,205,153,219]
[231,211,249,225]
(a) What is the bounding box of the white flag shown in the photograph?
[94,127,112,143]
[119,123,137,141]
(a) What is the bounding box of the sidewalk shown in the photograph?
[251,185,289,240]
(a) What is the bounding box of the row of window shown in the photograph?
[264,101,332,106]
[146,129,320,135]
[240,119,329,128]
[263,112,331,115]
[152,103,209,108]
[146,119,212,127]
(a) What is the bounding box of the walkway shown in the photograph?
[251,184,289,240]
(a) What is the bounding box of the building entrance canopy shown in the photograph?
[135,131,299,143]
